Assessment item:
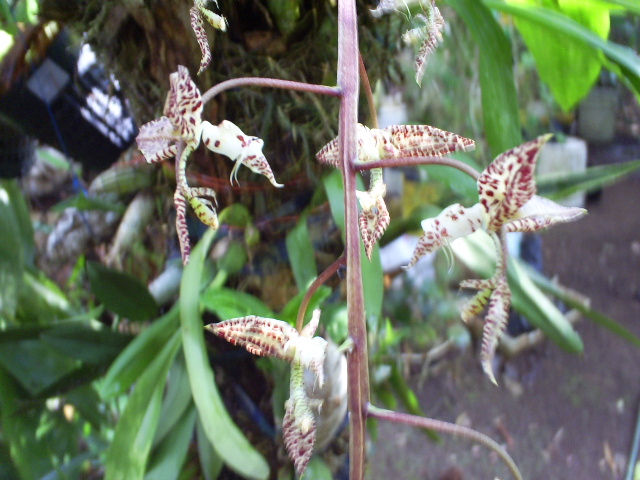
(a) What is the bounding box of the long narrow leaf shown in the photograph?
[101,304,179,399]
[181,229,269,480]
[105,330,182,480]
[445,0,522,156]
[145,404,197,480]
[537,159,640,200]
[525,266,640,349]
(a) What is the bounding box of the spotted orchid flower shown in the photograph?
[201,120,283,188]
[191,0,227,74]
[136,66,282,264]
[406,135,587,383]
[371,0,445,85]
[206,310,327,475]
[316,123,475,258]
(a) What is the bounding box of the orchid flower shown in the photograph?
[205,310,327,475]
[136,66,282,264]
[316,123,474,258]
[371,0,445,85]
[406,135,587,383]
[190,0,227,74]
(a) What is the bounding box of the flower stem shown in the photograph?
[366,404,523,480]
[338,0,369,479]
[201,77,341,105]
[295,255,345,332]
[355,155,480,181]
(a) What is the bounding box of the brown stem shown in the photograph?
[337,1,369,479]
[355,156,480,181]
[359,53,378,129]
[201,77,341,105]
[295,255,346,332]
[366,404,523,480]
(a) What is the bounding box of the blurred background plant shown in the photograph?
[1,0,640,479]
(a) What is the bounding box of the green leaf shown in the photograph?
[196,416,224,480]
[101,305,179,399]
[505,0,610,111]
[508,258,583,353]
[485,0,640,98]
[279,285,332,327]
[525,265,640,349]
[0,339,79,396]
[304,457,333,480]
[322,171,384,320]
[0,368,53,479]
[17,269,72,323]
[52,194,126,214]
[181,229,269,480]
[145,404,197,480]
[40,320,132,365]
[87,261,158,321]
[537,159,640,200]
[285,213,318,291]
[105,330,181,480]
[453,233,583,353]
[445,0,522,156]
[0,180,25,320]
[152,352,193,447]
[201,287,274,320]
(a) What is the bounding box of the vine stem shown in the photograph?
[201,77,341,105]
[337,0,369,479]
[366,404,523,480]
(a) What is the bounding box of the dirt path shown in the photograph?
[368,177,640,480]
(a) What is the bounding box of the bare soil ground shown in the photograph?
[368,173,640,479]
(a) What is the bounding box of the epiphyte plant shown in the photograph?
[132,0,589,478]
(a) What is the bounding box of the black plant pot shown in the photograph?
[0,28,137,173]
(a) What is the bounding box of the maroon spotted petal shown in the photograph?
[478,135,552,232]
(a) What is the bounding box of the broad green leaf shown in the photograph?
[145,404,197,480]
[2,179,34,264]
[445,0,522,156]
[40,320,132,365]
[600,0,640,14]
[504,0,610,111]
[0,368,53,479]
[485,0,640,98]
[201,287,273,320]
[323,170,384,320]
[101,305,179,399]
[87,261,158,322]
[285,213,318,291]
[105,330,181,480]
[537,159,640,200]
[181,229,269,480]
[0,339,79,396]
